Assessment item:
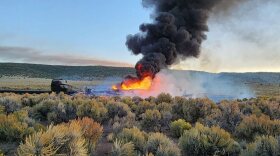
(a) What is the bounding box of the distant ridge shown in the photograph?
[0,63,134,80]
[0,63,279,84]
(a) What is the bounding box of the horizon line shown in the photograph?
[1,62,280,74]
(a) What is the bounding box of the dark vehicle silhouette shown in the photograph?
[51,79,76,94]
[0,79,77,94]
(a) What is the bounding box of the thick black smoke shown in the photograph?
[126,0,232,79]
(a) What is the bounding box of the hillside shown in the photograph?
[1,63,279,83]
[0,63,279,96]
[0,63,134,80]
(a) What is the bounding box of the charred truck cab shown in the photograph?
[51,79,76,94]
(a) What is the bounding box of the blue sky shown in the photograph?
[0,0,279,72]
[0,0,151,65]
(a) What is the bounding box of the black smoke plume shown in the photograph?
[126,0,231,79]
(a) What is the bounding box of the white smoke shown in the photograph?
[124,69,254,102]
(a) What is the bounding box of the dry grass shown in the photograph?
[0,76,279,97]
[248,83,280,97]
[0,76,103,90]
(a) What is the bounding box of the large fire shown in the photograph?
[112,63,154,91]
[112,76,153,91]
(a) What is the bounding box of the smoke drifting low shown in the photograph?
[123,69,254,101]
[0,46,132,67]
[126,0,248,79]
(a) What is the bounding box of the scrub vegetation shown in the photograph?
[0,92,279,155]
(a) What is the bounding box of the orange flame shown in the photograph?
[112,76,152,91]
[111,85,118,90]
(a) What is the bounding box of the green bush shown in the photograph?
[236,114,280,141]
[77,99,107,122]
[0,106,4,114]
[200,107,222,127]
[47,102,70,124]
[0,111,33,141]
[172,98,216,123]
[156,145,181,156]
[179,123,240,156]
[156,102,172,113]
[106,102,130,119]
[160,111,173,131]
[132,96,143,105]
[218,101,243,133]
[141,109,161,131]
[117,127,147,153]
[17,119,88,156]
[0,93,279,155]
[241,136,280,156]
[135,100,156,116]
[156,93,173,104]
[111,139,135,156]
[21,93,50,107]
[112,111,136,134]
[62,99,78,120]
[0,97,22,114]
[170,119,192,138]
[30,98,76,124]
[121,96,135,107]
[254,97,280,119]
[146,132,180,156]
[30,99,56,121]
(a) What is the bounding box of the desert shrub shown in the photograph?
[0,106,4,114]
[141,109,161,131]
[94,96,111,105]
[170,119,192,138]
[201,107,223,127]
[17,120,88,156]
[216,101,243,133]
[135,100,156,116]
[156,93,173,104]
[106,102,130,119]
[47,102,69,124]
[254,98,280,119]
[132,96,143,104]
[145,96,157,103]
[112,111,136,134]
[172,98,216,123]
[21,93,50,107]
[144,153,154,156]
[241,136,280,156]
[236,114,280,141]
[30,99,56,121]
[160,111,173,131]
[112,121,122,134]
[155,102,173,130]
[117,127,147,153]
[111,139,135,156]
[239,102,263,116]
[0,111,33,141]
[146,133,181,156]
[77,99,107,122]
[70,117,103,154]
[0,97,22,114]
[30,98,74,124]
[179,123,241,156]
[61,99,78,119]
[156,145,181,156]
[107,132,114,143]
[121,96,135,107]
[156,102,172,113]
